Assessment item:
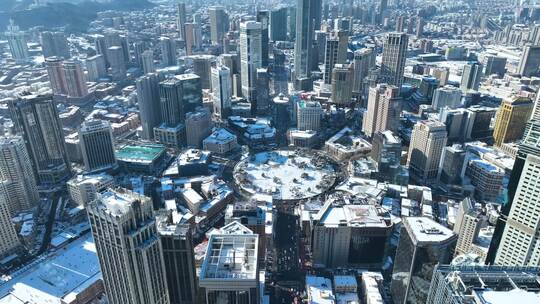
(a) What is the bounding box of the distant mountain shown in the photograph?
[0,0,154,32]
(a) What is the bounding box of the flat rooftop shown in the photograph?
[116,144,166,163]
[0,234,101,304]
[200,232,258,281]
[319,204,390,229]
[306,276,335,304]
[405,217,456,245]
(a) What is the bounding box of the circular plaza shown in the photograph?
[233,149,337,201]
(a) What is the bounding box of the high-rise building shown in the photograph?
[532,89,540,122]
[493,96,533,147]
[255,68,270,114]
[177,2,187,41]
[209,6,229,45]
[79,120,117,172]
[107,46,126,81]
[141,50,155,74]
[427,265,540,304]
[136,74,162,140]
[270,7,288,41]
[438,145,466,185]
[391,217,456,304]
[453,198,484,257]
[40,31,70,59]
[495,153,540,266]
[484,55,507,78]
[331,63,354,105]
[67,173,115,206]
[432,85,462,110]
[460,62,483,91]
[191,55,214,90]
[0,186,21,259]
[352,48,375,98]
[0,136,39,214]
[185,108,211,148]
[465,158,504,202]
[63,60,88,98]
[211,66,231,118]
[517,45,540,77]
[45,56,68,95]
[407,120,448,182]
[159,74,202,126]
[297,100,322,131]
[381,32,408,90]
[487,120,540,264]
[294,0,321,88]
[160,37,177,67]
[362,84,401,137]
[156,212,198,304]
[5,20,29,62]
[87,188,170,304]
[86,54,107,82]
[257,10,270,67]
[324,30,348,85]
[93,34,108,65]
[9,95,71,188]
[240,21,262,106]
[272,49,288,95]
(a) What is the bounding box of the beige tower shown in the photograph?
[362,84,401,137]
[407,120,447,182]
[493,96,533,147]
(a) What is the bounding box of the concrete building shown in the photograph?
[381,32,408,90]
[325,127,371,161]
[460,62,483,91]
[203,128,238,155]
[67,173,114,206]
[176,2,187,41]
[136,73,162,140]
[160,37,177,67]
[362,84,401,137]
[5,20,28,62]
[10,95,71,188]
[40,31,69,59]
[353,48,375,99]
[432,85,462,110]
[256,10,270,67]
[465,158,504,202]
[495,153,540,266]
[311,203,393,268]
[185,108,212,148]
[427,265,540,304]
[199,222,259,304]
[297,100,322,131]
[407,120,447,183]
[0,136,39,214]
[270,7,288,41]
[518,45,540,77]
[484,55,507,78]
[331,63,354,104]
[209,6,229,45]
[0,187,22,259]
[391,217,457,304]
[142,50,155,74]
[324,30,348,85]
[79,120,117,172]
[86,54,107,82]
[240,21,262,106]
[191,55,214,90]
[64,61,88,98]
[107,46,126,81]
[294,0,321,89]
[159,74,202,126]
[87,188,170,304]
[46,56,68,95]
[493,96,533,147]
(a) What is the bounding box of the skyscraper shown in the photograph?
[391,217,456,304]
[492,96,533,147]
[517,45,540,77]
[136,73,162,140]
[0,186,21,259]
[381,32,408,90]
[5,20,29,62]
[160,37,177,67]
[63,60,88,98]
[87,188,170,304]
[86,54,107,82]
[352,48,375,99]
[362,84,401,137]
[156,212,198,304]
[159,74,202,125]
[9,95,71,188]
[257,10,270,67]
[484,55,507,78]
[495,153,540,265]
[460,62,483,91]
[209,6,229,45]
[407,120,448,183]
[177,2,187,41]
[211,66,231,118]
[40,31,70,59]
[270,7,288,41]
[255,68,270,114]
[297,100,323,131]
[331,64,354,105]
[0,136,39,214]
[432,85,462,110]
[191,55,214,90]
[45,56,68,96]
[79,120,117,172]
[240,21,262,106]
[142,50,155,74]
[185,108,212,148]
[107,46,126,81]
[294,0,322,89]
[324,30,348,85]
